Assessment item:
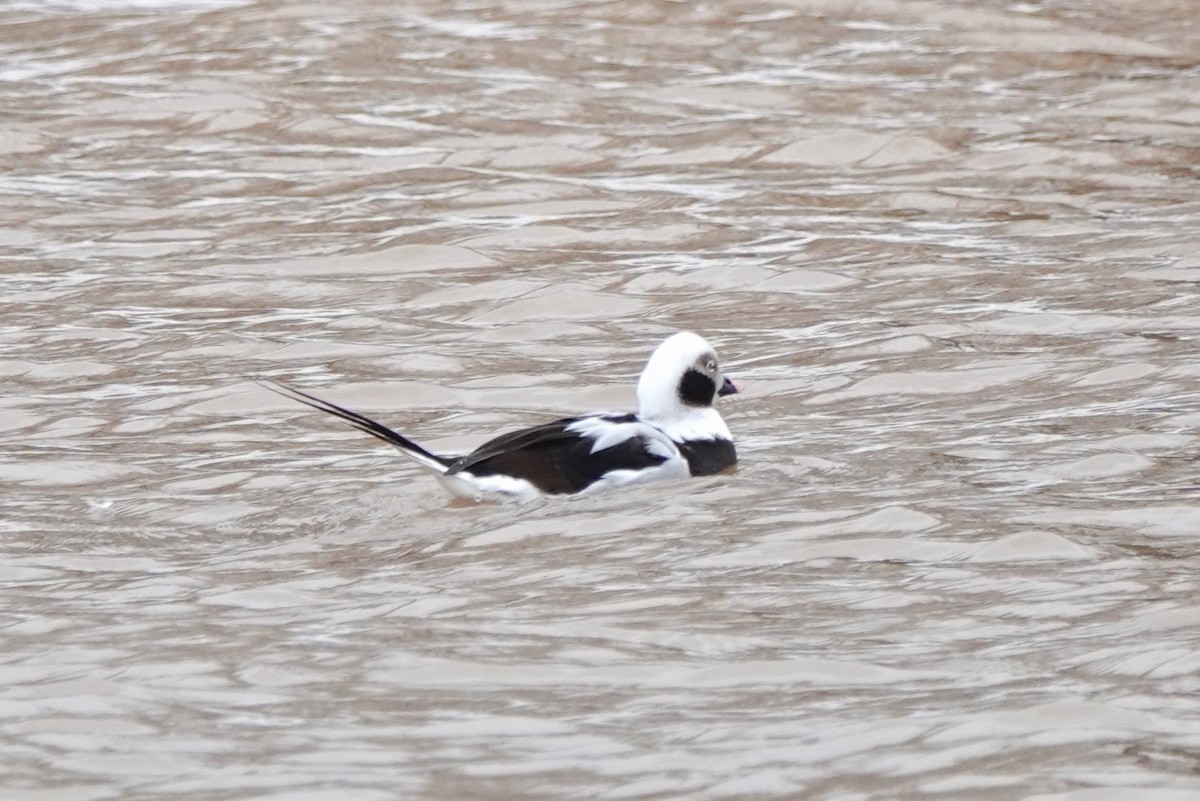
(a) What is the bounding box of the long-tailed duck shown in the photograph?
[263,331,740,502]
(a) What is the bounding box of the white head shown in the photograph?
[636,332,741,433]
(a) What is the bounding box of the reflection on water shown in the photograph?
[3,0,1200,798]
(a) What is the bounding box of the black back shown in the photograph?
[447,414,670,495]
[676,438,737,476]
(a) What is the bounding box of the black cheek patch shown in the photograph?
[678,369,717,407]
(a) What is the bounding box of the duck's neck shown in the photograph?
[641,404,731,443]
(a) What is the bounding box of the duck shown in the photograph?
[263,331,740,502]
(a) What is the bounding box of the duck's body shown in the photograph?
[265,332,740,502]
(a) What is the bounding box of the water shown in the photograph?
[2,1,1200,798]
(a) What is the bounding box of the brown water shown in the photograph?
[3,0,1200,798]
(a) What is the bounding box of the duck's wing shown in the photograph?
[448,413,682,495]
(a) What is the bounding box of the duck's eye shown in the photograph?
[704,358,717,372]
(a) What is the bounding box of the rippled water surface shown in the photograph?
[3,0,1200,798]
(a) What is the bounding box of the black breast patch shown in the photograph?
[676,438,736,476]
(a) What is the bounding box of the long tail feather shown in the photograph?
[260,380,453,473]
